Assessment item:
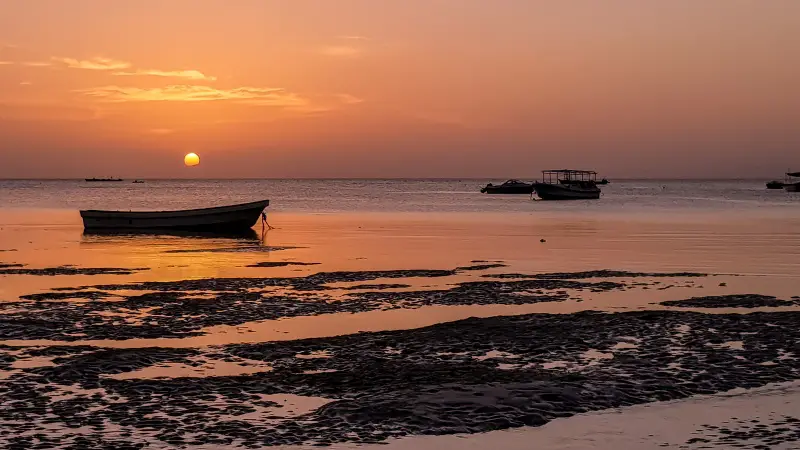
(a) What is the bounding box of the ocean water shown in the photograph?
[1,178,799,214]
[2,179,800,449]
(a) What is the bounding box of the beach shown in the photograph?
[1,179,800,449]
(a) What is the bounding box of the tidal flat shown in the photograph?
[2,189,800,448]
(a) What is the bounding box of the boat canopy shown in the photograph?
[542,170,598,174]
[787,172,800,177]
[540,169,597,184]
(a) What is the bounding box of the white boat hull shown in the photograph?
[80,200,269,231]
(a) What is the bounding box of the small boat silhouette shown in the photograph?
[85,177,123,182]
[480,179,534,194]
[80,200,270,232]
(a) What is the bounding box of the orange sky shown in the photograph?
[0,0,798,178]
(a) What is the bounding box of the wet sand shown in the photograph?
[352,382,800,450]
[2,208,800,449]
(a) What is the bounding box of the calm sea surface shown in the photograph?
[1,178,799,215]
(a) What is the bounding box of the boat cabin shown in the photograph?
[785,171,800,193]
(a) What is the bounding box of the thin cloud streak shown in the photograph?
[49,56,217,80]
[338,35,368,40]
[321,46,363,58]
[112,69,217,81]
[53,57,131,70]
[76,85,307,106]
[335,94,365,104]
[243,93,309,107]
[146,128,175,135]
[21,61,51,67]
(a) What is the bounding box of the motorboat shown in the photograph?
[598,178,610,185]
[80,200,269,232]
[132,180,145,184]
[481,179,534,194]
[766,180,785,189]
[533,170,601,200]
[785,172,800,193]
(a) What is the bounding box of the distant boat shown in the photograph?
[785,172,800,193]
[86,177,123,182]
[533,170,601,200]
[80,200,269,232]
[132,180,145,184]
[766,180,784,189]
[480,179,534,194]
[598,178,610,185]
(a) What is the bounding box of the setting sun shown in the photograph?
[184,153,200,167]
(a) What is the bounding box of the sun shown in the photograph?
[184,152,200,167]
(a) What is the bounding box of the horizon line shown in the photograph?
[0,177,782,182]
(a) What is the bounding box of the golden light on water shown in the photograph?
[184,153,200,167]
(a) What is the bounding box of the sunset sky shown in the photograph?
[1,0,798,178]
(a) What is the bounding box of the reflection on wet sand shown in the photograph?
[3,273,797,350]
[361,381,800,450]
[108,357,273,380]
[82,228,261,241]
[3,308,800,448]
[2,210,800,448]
[4,211,800,299]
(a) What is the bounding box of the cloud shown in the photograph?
[0,60,52,67]
[112,69,216,81]
[321,46,363,58]
[286,105,337,114]
[76,85,308,106]
[52,56,217,80]
[335,94,365,105]
[321,36,369,58]
[242,92,309,107]
[18,55,219,81]
[19,81,32,86]
[53,57,131,70]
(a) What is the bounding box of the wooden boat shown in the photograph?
[785,172,800,193]
[86,177,123,182]
[83,228,260,240]
[533,170,601,200]
[80,199,269,232]
[480,179,534,194]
